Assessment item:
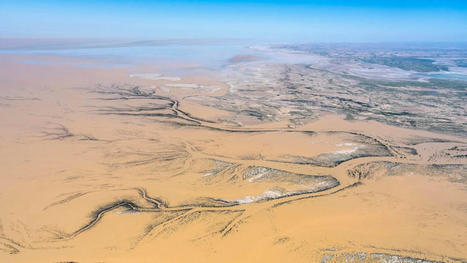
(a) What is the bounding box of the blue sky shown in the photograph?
[1,0,467,42]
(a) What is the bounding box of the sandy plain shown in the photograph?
[0,50,466,263]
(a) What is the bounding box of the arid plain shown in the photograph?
[0,42,466,263]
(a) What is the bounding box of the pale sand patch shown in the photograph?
[165,83,201,88]
[130,73,181,81]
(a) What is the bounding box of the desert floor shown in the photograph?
[0,53,466,263]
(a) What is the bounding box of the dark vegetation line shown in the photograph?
[66,187,241,239]
[272,182,362,208]
[68,177,350,240]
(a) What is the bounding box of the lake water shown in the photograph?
[0,42,265,71]
[423,72,467,81]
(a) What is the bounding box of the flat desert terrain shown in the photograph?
[0,43,466,263]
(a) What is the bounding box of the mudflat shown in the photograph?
[0,44,466,263]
